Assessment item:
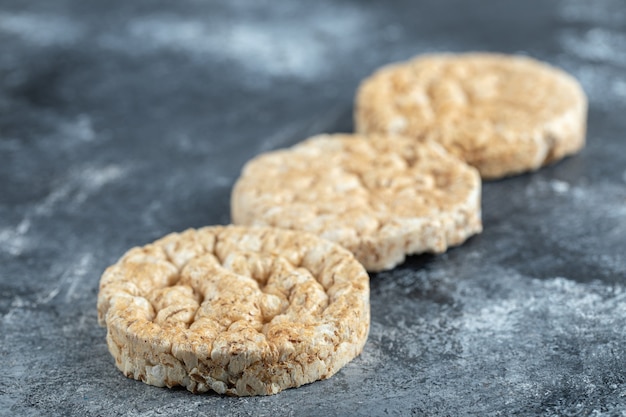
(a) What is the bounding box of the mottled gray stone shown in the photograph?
[1,0,626,416]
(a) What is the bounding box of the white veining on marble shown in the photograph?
[101,7,369,79]
[559,0,626,26]
[556,2,626,110]
[0,12,84,46]
[0,219,30,256]
[0,165,127,256]
[37,253,95,305]
[59,115,96,143]
[559,28,626,67]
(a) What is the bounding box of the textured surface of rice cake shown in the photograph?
[232,134,482,271]
[355,53,587,179]
[97,226,370,396]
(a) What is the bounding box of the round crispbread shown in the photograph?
[355,53,587,179]
[231,134,482,271]
[97,226,369,396]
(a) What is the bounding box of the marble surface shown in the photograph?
[1,0,626,415]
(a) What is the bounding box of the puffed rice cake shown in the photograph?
[231,134,482,271]
[97,226,370,396]
[355,53,587,179]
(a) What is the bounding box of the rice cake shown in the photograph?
[231,134,482,271]
[355,53,587,179]
[97,226,370,396]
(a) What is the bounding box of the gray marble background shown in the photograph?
[1,0,626,416]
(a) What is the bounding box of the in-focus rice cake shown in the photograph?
[97,226,370,396]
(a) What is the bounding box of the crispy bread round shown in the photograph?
[97,226,370,396]
[355,53,587,179]
[231,134,482,271]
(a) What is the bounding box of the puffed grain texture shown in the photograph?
[355,53,587,179]
[231,134,482,271]
[97,226,370,396]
